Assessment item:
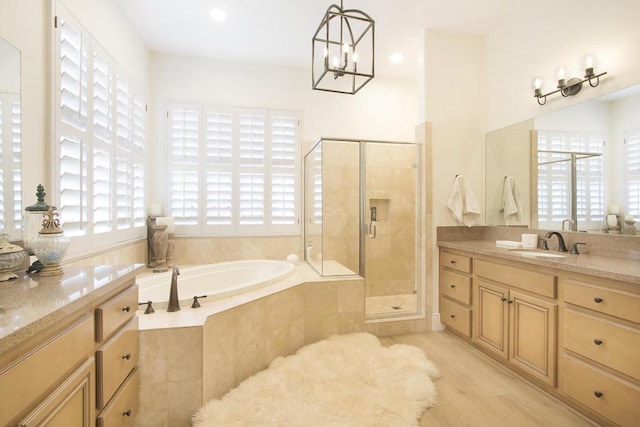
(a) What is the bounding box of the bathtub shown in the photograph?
[137,259,295,306]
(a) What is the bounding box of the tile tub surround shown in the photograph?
[135,263,364,427]
[437,227,640,284]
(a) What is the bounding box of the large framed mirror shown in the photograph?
[486,84,640,235]
[0,37,22,241]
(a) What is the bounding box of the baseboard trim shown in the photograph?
[432,313,445,331]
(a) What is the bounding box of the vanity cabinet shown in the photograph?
[561,277,640,426]
[0,267,140,427]
[95,285,139,426]
[474,260,557,387]
[439,251,472,338]
[438,245,640,427]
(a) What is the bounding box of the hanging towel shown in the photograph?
[501,176,523,225]
[447,175,481,227]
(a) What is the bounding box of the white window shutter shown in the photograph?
[269,112,299,230]
[626,133,640,217]
[132,94,146,227]
[167,104,201,230]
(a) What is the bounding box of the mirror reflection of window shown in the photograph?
[0,37,22,240]
[537,130,604,232]
[625,131,640,218]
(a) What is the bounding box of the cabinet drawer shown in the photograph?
[475,259,556,298]
[563,354,640,427]
[97,368,139,427]
[97,318,139,410]
[0,315,94,426]
[440,251,471,274]
[564,309,640,380]
[440,270,471,304]
[441,298,471,338]
[564,280,640,323]
[18,357,95,426]
[96,285,138,343]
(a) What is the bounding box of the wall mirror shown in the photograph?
[486,84,640,235]
[0,36,22,241]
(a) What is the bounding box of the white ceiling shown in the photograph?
[119,0,518,80]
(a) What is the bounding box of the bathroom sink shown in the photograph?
[510,250,566,259]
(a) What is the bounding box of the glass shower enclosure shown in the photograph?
[304,138,422,319]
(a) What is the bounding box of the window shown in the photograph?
[537,130,605,230]
[167,103,300,235]
[625,131,640,218]
[53,4,146,253]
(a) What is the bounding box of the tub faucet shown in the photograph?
[167,266,181,312]
[543,231,568,252]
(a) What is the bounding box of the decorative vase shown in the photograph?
[32,208,70,276]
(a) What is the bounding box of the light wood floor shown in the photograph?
[379,331,597,427]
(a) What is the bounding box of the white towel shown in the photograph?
[447,175,481,227]
[501,176,523,225]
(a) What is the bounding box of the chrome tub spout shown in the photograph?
[167,266,181,312]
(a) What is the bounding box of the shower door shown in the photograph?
[363,142,421,318]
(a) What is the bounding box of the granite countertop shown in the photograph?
[0,264,144,357]
[438,240,640,285]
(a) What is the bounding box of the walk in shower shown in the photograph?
[304,138,422,319]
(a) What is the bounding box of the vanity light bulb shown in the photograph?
[532,77,544,90]
[556,67,565,80]
[583,53,597,78]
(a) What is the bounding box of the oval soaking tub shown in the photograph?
[137,259,295,306]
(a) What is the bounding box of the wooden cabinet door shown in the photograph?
[475,279,509,360]
[509,291,557,386]
[18,358,95,427]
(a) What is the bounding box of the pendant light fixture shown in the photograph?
[312,1,375,94]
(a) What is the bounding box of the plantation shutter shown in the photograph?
[56,8,90,238]
[166,105,300,235]
[54,1,147,253]
[115,75,132,230]
[625,132,640,217]
[167,104,201,230]
[132,94,146,227]
[0,98,4,231]
[237,109,266,233]
[204,107,233,233]
[269,112,299,231]
[91,45,112,234]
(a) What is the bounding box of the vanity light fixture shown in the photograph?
[312,0,375,94]
[533,55,607,105]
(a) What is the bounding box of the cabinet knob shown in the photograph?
[593,339,603,346]
[507,299,514,304]
[122,353,132,360]
[594,391,603,398]
[501,297,507,302]
[450,284,456,288]
[122,306,131,312]
[450,314,456,319]
[450,260,456,265]
[593,297,603,304]
[123,409,132,417]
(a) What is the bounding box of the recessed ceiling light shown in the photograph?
[389,52,404,64]
[210,8,227,22]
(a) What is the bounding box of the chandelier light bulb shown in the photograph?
[209,8,227,22]
[332,56,340,68]
[352,52,359,63]
[323,47,328,58]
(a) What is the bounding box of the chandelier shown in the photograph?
[312,1,375,94]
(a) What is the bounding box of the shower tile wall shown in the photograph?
[322,142,360,273]
[365,144,417,297]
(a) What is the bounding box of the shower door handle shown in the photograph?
[368,221,377,239]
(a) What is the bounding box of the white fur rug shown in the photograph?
[193,333,439,426]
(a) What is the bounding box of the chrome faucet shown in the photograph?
[167,266,181,312]
[543,231,568,252]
